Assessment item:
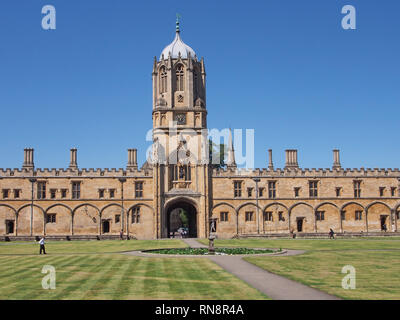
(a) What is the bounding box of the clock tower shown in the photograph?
[151,19,211,238]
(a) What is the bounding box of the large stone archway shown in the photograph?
[164,198,198,238]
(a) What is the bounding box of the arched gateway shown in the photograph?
[164,198,198,238]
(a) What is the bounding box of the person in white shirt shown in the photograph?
[39,236,46,255]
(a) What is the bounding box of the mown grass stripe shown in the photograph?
[62,254,118,300]
[142,258,162,299]
[76,256,123,300]
[29,255,92,300]
[192,259,224,299]
[171,258,203,300]
[0,256,23,267]
[59,254,110,299]
[160,258,181,299]
[109,256,140,299]
[1,255,77,299]
[0,255,68,284]
[49,254,105,300]
[125,257,147,299]
[175,258,206,299]
[0,256,33,271]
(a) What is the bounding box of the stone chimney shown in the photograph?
[22,148,34,169]
[285,149,299,169]
[268,149,274,170]
[333,149,341,170]
[69,148,78,169]
[127,149,138,170]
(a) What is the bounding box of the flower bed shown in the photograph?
[147,247,280,255]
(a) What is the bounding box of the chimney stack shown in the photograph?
[285,149,299,169]
[127,149,138,170]
[22,148,34,170]
[333,149,341,170]
[268,149,274,170]
[69,148,78,169]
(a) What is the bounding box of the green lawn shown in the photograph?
[0,240,267,300]
[0,239,187,255]
[3,238,398,300]
[198,237,400,251]
[199,238,400,300]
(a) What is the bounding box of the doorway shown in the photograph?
[102,220,110,233]
[380,215,388,231]
[166,200,197,238]
[6,220,14,234]
[296,218,304,232]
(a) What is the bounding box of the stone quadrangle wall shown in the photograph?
[0,167,399,239]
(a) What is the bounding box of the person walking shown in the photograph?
[329,228,335,239]
[39,236,46,254]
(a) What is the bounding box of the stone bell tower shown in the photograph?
[151,19,211,239]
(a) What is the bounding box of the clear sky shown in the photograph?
[0,0,399,170]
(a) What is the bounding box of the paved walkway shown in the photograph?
[182,238,208,248]
[185,238,338,300]
[126,238,340,300]
[209,255,338,300]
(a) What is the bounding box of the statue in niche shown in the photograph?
[179,165,185,180]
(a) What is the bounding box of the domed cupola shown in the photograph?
[152,18,206,112]
[160,19,196,60]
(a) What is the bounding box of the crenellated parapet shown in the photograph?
[0,147,152,178]
[212,167,400,178]
[0,167,153,178]
[212,148,400,178]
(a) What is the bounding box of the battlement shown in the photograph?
[0,167,152,178]
[0,147,145,178]
[211,148,400,178]
[212,167,400,178]
[2,166,399,179]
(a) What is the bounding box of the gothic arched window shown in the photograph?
[160,67,167,94]
[176,64,184,91]
[131,206,140,223]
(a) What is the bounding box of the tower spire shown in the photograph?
[226,128,236,169]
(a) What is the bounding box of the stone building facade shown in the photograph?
[1,22,399,239]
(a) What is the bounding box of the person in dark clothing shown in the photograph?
[329,228,335,239]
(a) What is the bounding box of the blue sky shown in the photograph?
[0,0,399,170]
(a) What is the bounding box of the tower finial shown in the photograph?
[176,13,181,32]
[227,128,237,169]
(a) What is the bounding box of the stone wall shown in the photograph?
[210,168,400,238]
[0,166,399,239]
